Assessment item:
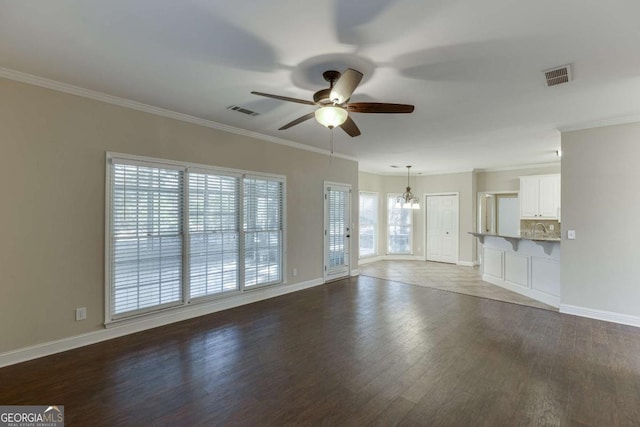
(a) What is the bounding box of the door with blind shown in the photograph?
[324,183,351,282]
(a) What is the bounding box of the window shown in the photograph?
[189,172,240,298]
[243,177,283,287]
[387,194,412,254]
[359,192,378,258]
[111,162,184,316]
[107,154,285,321]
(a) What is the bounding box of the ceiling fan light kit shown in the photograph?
[315,106,348,128]
[251,68,414,137]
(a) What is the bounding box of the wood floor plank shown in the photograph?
[1,266,640,426]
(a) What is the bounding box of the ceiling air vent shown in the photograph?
[227,105,259,116]
[544,65,572,87]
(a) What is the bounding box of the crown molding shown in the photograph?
[360,162,561,176]
[474,162,561,173]
[0,67,358,163]
[359,167,475,176]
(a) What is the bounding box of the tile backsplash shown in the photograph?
[520,219,561,238]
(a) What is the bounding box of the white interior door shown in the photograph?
[426,194,459,264]
[324,183,351,282]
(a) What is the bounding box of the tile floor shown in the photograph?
[359,260,557,311]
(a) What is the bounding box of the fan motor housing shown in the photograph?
[313,88,332,104]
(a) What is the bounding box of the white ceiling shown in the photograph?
[2,0,640,174]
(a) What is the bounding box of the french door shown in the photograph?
[324,183,351,282]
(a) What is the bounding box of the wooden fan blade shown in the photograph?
[340,116,361,137]
[347,102,415,113]
[251,91,315,106]
[278,112,316,130]
[330,69,363,104]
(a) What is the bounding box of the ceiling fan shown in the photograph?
[251,69,414,137]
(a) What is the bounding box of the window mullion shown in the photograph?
[183,169,190,305]
[239,176,246,291]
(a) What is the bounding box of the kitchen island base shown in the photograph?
[471,233,560,308]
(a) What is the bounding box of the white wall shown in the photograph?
[561,122,640,319]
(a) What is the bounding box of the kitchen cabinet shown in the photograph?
[519,174,560,219]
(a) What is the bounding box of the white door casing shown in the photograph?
[426,193,459,264]
[324,182,351,282]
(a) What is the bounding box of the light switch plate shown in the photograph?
[567,230,576,240]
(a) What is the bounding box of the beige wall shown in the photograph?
[561,122,640,317]
[359,166,568,265]
[358,171,384,192]
[358,171,476,263]
[0,78,359,353]
[476,164,560,192]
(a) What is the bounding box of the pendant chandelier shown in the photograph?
[395,165,420,209]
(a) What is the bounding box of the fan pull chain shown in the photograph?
[330,128,334,163]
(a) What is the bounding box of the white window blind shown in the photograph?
[111,163,184,316]
[388,194,412,254]
[359,192,378,258]
[108,155,286,322]
[328,188,347,268]
[189,172,240,298]
[243,177,283,287]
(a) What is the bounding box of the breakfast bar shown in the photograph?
[470,232,561,308]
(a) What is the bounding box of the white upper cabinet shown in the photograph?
[519,174,560,219]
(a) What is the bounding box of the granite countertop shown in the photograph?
[469,232,561,243]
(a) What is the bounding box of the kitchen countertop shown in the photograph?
[469,232,560,242]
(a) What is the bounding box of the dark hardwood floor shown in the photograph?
[2,275,640,426]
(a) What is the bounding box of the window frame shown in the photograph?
[243,174,286,289]
[358,191,378,258]
[386,193,413,255]
[187,167,243,301]
[105,152,286,324]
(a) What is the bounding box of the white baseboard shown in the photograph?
[560,304,640,328]
[350,269,359,276]
[457,260,479,267]
[482,274,560,308]
[382,255,423,261]
[358,256,384,265]
[0,277,324,368]
[358,255,423,265]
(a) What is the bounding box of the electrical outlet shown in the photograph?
[549,225,554,231]
[292,268,298,277]
[75,307,87,321]
[567,230,576,240]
